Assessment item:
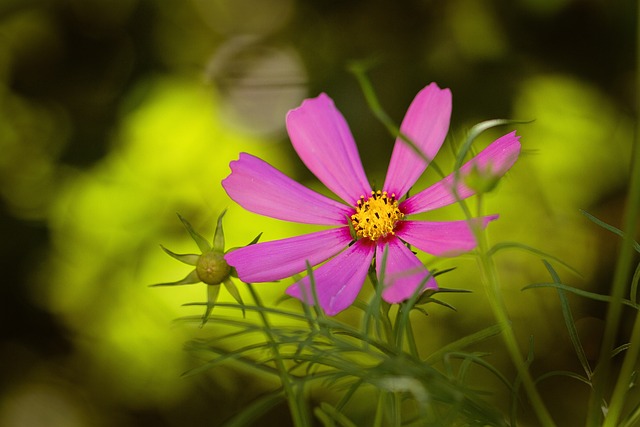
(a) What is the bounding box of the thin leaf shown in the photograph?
[159,245,199,265]
[335,379,365,413]
[523,282,640,310]
[222,390,284,427]
[177,212,211,253]
[620,400,640,427]
[580,209,640,253]
[535,370,591,387]
[425,324,504,364]
[445,351,514,392]
[612,343,631,359]
[315,402,358,427]
[348,61,445,178]
[183,342,280,377]
[543,260,593,379]
[150,269,200,287]
[488,241,582,278]
[631,261,640,303]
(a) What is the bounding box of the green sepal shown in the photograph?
[177,213,211,253]
[160,244,199,266]
[415,285,470,306]
[247,232,262,246]
[201,284,221,326]
[223,278,245,318]
[225,233,263,255]
[150,269,200,287]
[213,209,227,252]
[416,296,458,311]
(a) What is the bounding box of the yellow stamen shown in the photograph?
[350,191,404,241]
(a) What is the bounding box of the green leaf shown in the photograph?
[621,402,640,427]
[612,343,631,358]
[543,260,593,379]
[159,244,199,265]
[315,402,358,427]
[488,241,582,278]
[425,324,504,364]
[445,351,514,392]
[221,390,284,427]
[177,213,211,253]
[523,282,640,310]
[150,269,200,287]
[213,209,227,252]
[348,61,445,178]
[630,261,640,303]
[535,370,591,387]
[580,209,640,253]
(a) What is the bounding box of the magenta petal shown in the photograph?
[401,131,521,215]
[376,238,437,303]
[383,83,452,199]
[225,227,352,283]
[222,153,352,225]
[286,239,375,315]
[286,93,372,205]
[396,215,498,257]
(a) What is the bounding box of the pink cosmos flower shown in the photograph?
[222,83,521,315]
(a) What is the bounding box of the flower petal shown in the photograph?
[224,227,352,283]
[222,153,352,225]
[286,239,375,315]
[286,93,372,204]
[401,131,521,215]
[395,216,498,257]
[376,238,437,303]
[383,83,452,199]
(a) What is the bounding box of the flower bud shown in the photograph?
[196,250,231,285]
[463,163,501,194]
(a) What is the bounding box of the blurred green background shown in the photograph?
[0,0,636,425]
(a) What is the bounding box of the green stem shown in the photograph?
[368,270,395,346]
[470,197,556,426]
[595,3,640,423]
[476,233,556,426]
[246,284,312,427]
[586,3,640,425]
[393,391,402,426]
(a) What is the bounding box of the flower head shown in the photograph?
[222,83,521,315]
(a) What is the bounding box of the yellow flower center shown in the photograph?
[350,190,404,241]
